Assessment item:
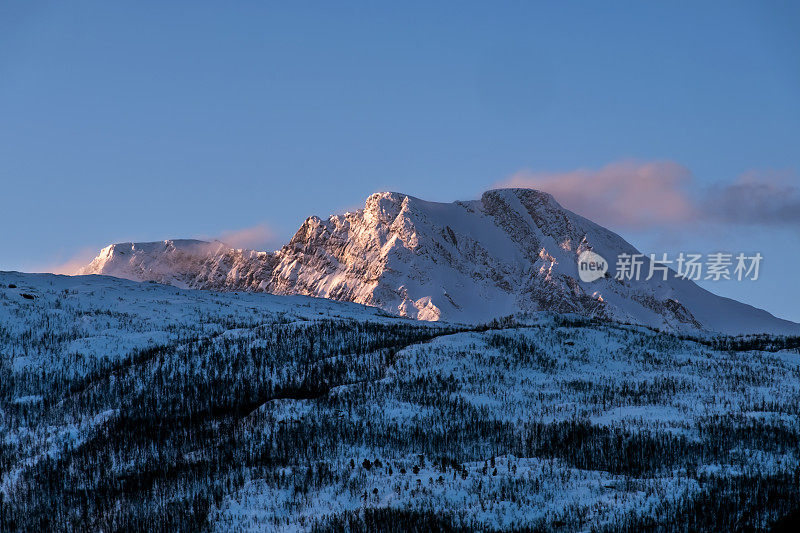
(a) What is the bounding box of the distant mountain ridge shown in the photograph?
[78,188,799,335]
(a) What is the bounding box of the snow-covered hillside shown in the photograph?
[79,189,799,336]
[2,272,799,531]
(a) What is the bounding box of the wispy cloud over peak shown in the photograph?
[37,247,100,275]
[503,160,695,229]
[213,223,277,251]
[501,160,800,231]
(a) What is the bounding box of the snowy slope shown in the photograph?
[210,325,800,532]
[3,271,799,531]
[0,270,405,375]
[78,189,799,335]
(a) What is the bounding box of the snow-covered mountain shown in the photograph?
[80,239,278,291]
[79,188,799,335]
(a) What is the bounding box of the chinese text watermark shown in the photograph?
[578,252,762,282]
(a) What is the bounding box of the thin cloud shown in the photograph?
[504,160,696,229]
[502,160,800,230]
[702,171,800,226]
[214,222,277,251]
[38,247,99,275]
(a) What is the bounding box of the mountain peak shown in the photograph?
[78,190,799,335]
[364,191,410,225]
[482,187,558,205]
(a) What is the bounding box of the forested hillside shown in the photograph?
[1,272,799,531]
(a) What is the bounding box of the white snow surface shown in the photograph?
[77,189,799,336]
[208,325,800,531]
[0,271,404,374]
[2,271,799,531]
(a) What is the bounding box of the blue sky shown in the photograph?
[1,1,799,321]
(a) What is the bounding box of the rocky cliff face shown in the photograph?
[79,189,800,335]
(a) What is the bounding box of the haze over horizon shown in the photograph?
[1,2,799,321]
